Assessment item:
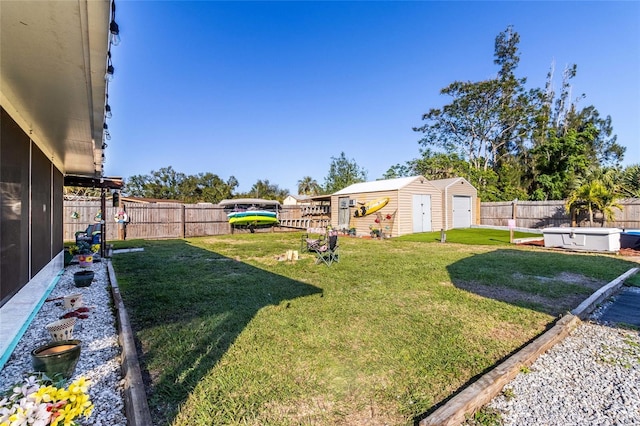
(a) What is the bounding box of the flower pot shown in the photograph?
[63,293,83,310]
[63,249,74,267]
[73,270,94,287]
[77,254,93,267]
[31,339,81,380]
[46,317,76,341]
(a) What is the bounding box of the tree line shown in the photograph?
[108,26,638,208]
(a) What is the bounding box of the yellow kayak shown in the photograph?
[354,197,389,217]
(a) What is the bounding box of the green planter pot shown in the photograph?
[31,339,81,380]
[63,250,74,267]
[73,270,94,287]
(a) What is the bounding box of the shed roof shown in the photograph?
[429,177,476,192]
[429,177,464,189]
[333,176,426,195]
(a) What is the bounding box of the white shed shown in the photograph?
[330,176,477,237]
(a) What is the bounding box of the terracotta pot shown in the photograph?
[73,270,94,287]
[31,340,81,380]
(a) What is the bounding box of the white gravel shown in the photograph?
[485,287,640,426]
[0,260,127,426]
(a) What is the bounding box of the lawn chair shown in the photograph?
[75,223,102,245]
[310,229,339,266]
[301,227,326,253]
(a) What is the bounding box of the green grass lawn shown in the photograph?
[111,230,636,425]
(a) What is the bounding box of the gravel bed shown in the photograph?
[0,260,127,426]
[484,287,640,426]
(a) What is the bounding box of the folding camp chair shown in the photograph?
[310,230,339,266]
[301,227,326,253]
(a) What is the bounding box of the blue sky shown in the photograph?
[106,1,640,194]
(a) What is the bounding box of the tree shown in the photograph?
[413,27,536,200]
[565,178,621,226]
[529,63,626,200]
[620,164,640,198]
[297,176,322,196]
[411,26,625,202]
[240,179,288,201]
[123,166,238,203]
[382,163,414,179]
[323,152,367,193]
[180,173,238,204]
[529,125,593,200]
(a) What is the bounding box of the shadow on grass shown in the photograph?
[446,248,638,316]
[413,247,637,424]
[112,239,321,425]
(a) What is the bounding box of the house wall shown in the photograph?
[439,179,478,230]
[0,107,63,306]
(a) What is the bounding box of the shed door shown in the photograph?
[412,194,431,233]
[338,197,350,230]
[452,196,472,228]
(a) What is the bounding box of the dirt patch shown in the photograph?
[262,395,405,426]
[456,272,606,316]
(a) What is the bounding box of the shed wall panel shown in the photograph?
[397,180,441,236]
[440,179,477,230]
[332,189,400,237]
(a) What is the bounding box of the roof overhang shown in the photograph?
[1,0,111,177]
[64,175,123,190]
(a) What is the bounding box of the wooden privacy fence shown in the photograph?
[63,201,323,241]
[66,197,640,241]
[480,198,640,229]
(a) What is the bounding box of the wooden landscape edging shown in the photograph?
[420,266,640,425]
[107,260,153,426]
[419,314,582,426]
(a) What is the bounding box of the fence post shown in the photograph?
[180,204,186,239]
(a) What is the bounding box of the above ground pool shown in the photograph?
[621,230,640,250]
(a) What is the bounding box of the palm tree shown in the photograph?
[297,176,321,196]
[565,179,621,226]
[620,164,640,198]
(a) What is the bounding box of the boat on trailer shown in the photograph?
[219,198,281,231]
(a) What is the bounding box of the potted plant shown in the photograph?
[69,241,96,267]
